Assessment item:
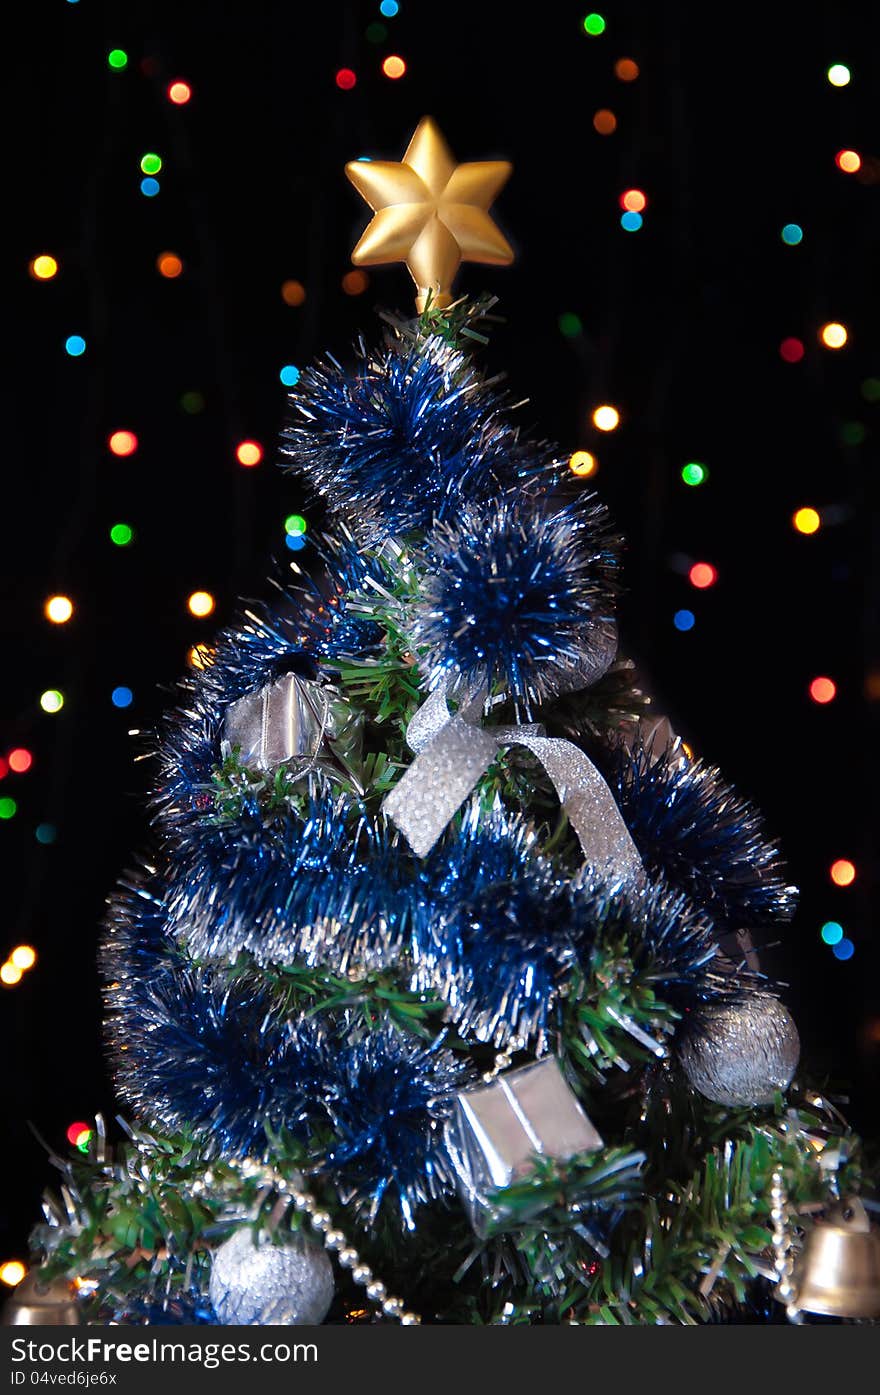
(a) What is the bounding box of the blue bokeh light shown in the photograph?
[832,938,855,961]
[65,335,87,357]
[279,364,301,387]
[620,211,643,232]
[111,686,134,708]
[674,609,695,631]
[140,177,160,197]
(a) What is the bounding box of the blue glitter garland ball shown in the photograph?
[112,964,315,1158]
[281,333,526,544]
[319,1026,470,1228]
[412,493,619,713]
[605,741,798,931]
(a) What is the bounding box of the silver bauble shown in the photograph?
[209,1229,334,1326]
[678,994,800,1106]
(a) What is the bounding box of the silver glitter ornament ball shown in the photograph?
[678,995,800,1107]
[209,1229,334,1326]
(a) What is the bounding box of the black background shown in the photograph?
[3,0,878,1262]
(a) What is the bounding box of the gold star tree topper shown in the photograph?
[345,116,514,313]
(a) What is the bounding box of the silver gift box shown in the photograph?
[444,1056,603,1233]
[221,670,363,788]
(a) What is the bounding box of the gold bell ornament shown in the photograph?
[789,1198,880,1319]
[1,1269,81,1325]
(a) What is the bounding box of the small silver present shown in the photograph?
[444,1056,603,1233]
[221,670,363,790]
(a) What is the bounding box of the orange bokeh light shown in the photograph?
[108,430,138,457]
[614,58,640,81]
[167,81,192,104]
[8,749,33,774]
[593,109,617,135]
[689,562,717,589]
[236,440,263,468]
[188,591,215,618]
[830,859,856,887]
[281,279,306,306]
[621,188,647,213]
[835,149,861,173]
[809,676,837,704]
[820,322,847,349]
[157,253,183,279]
[382,55,406,79]
[342,270,370,296]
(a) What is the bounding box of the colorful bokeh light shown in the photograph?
[236,440,263,467]
[66,1121,91,1147]
[281,279,306,306]
[140,153,162,175]
[180,391,205,414]
[188,591,215,618]
[781,223,803,245]
[0,961,20,985]
[0,1262,26,1286]
[809,676,836,704]
[110,522,134,546]
[8,749,33,774]
[569,450,597,478]
[821,921,844,946]
[284,514,308,536]
[832,939,855,961]
[107,49,128,70]
[157,253,183,279]
[0,798,17,820]
[558,312,582,338]
[380,0,399,15]
[65,335,86,356]
[689,562,717,589]
[827,64,851,87]
[30,255,58,281]
[109,430,138,457]
[674,609,695,631]
[835,149,861,173]
[583,12,606,34]
[342,269,370,296]
[614,58,639,81]
[621,189,647,213]
[620,211,643,232]
[820,322,848,349]
[168,81,192,104]
[592,405,620,432]
[40,690,64,714]
[793,507,820,534]
[779,337,805,363]
[830,859,856,887]
[140,177,160,197]
[111,686,133,709]
[336,68,357,90]
[10,946,36,971]
[188,644,215,670]
[593,109,617,135]
[45,595,73,624]
[35,824,57,845]
[285,533,306,552]
[681,462,707,486]
[382,55,406,79]
[279,365,300,387]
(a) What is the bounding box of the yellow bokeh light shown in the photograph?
[820,322,847,349]
[793,507,821,535]
[569,450,598,477]
[10,946,37,971]
[188,590,215,618]
[45,595,74,624]
[592,405,620,432]
[0,1261,26,1287]
[681,741,694,760]
[188,643,216,669]
[836,149,861,173]
[1,962,22,986]
[30,255,58,281]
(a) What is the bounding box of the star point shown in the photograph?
[345,116,513,311]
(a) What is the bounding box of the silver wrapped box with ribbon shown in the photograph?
[222,670,364,791]
[444,1056,603,1234]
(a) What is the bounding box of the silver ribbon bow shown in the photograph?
[382,627,644,886]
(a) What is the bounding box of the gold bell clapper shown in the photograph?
[1,1268,81,1325]
[789,1197,880,1319]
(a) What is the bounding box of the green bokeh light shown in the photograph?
[40,690,64,714]
[861,377,880,403]
[0,797,17,820]
[840,421,866,446]
[140,152,162,175]
[284,513,308,536]
[110,522,134,546]
[107,49,128,70]
[558,312,582,339]
[821,921,844,945]
[180,391,206,414]
[583,13,606,35]
[681,462,707,486]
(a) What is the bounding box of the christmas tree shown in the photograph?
[8,117,878,1329]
